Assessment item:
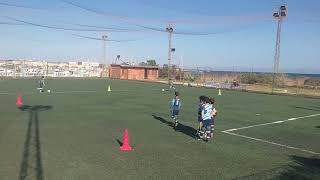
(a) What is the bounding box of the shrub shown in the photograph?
[304,78,320,87]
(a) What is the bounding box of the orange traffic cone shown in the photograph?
[16,95,23,106]
[120,128,132,151]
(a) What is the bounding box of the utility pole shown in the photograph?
[180,55,184,82]
[272,4,287,93]
[102,35,108,77]
[166,25,174,84]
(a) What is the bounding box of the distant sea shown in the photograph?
[198,71,320,79]
[286,73,320,78]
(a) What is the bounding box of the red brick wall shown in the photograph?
[110,65,159,80]
[109,65,121,79]
[127,68,145,80]
[146,69,158,80]
[121,69,128,79]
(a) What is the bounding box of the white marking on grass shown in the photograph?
[0,90,98,95]
[52,90,97,94]
[223,114,320,132]
[0,92,15,95]
[223,131,320,156]
[222,113,320,155]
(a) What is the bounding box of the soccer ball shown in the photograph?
[162,89,165,92]
[47,90,51,93]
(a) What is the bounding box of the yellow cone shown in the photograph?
[107,85,111,92]
[218,89,221,96]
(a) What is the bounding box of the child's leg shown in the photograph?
[206,127,211,140]
[173,110,179,126]
[211,124,215,137]
[201,121,208,139]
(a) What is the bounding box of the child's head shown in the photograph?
[204,96,211,104]
[209,97,215,105]
[199,96,206,103]
[175,91,179,97]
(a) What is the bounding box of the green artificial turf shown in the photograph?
[0,79,319,180]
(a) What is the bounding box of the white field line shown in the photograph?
[223,114,320,132]
[223,131,320,155]
[222,113,320,155]
[52,90,97,94]
[0,92,16,95]
[0,91,98,95]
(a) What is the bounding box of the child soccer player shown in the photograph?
[201,96,213,142]
[170,91,181,128]
[197,96,206,138]
[38,76,45,93]
[209,97,218,139]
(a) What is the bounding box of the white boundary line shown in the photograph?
[223,114,320,132]
[0,92,16,95]
[222,113,320,155]
[52,90,97,94]
[223,131,320,155]
[0,91,98,95]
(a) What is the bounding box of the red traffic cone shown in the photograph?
[120,128,132,151]
[16,95,23,106]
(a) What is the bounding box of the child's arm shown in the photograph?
[212,108,217,116]
[170,99,174,110]
[201,110,205,120]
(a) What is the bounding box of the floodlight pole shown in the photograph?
[272,5,287,93]
[166,25,174,84]
[102,35,108,76]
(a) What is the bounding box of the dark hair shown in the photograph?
[209,97,215,104]
[199,96,206,102]
[175,91,179,96]
[204,96,211,103]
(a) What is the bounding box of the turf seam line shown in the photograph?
[223,131,320,155]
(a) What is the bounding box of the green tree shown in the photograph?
[146,59,157,66]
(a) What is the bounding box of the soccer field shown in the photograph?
[0,79,319,180]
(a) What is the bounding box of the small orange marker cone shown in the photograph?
[120,128,132,151]
[16,95,23,106]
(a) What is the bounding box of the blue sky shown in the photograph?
[0,0,320,73]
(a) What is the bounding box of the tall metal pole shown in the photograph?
[102,35,108,77]
[272,18,282,93]
[272,5,287,93]
[166,25,173,84]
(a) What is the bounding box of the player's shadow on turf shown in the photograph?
[116,139,123,146]
[275,155,320,180]
[18,105,53,180]
[152,115,198,139]
[152,115,172,127]
[234,155,320,180]
[316,126,320,129]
